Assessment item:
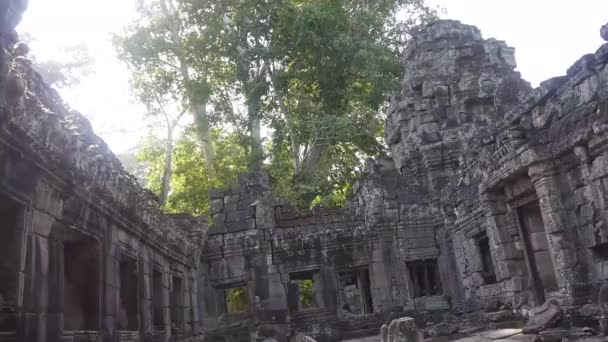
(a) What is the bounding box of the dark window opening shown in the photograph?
[0,194,23,332]
[476,232,497,284]
[406,259,441,298]
[592,242,608,260]
[412,84,423,96]
[464,96,495,123]
[290,271,317,311]
[118,255,139,331]
[338,268,373,315]
[64,237,100,331]
[152,270,165,330]
[170,276,183,329]
[223,285,249,314]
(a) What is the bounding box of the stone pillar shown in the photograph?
[482,191,526,306]
[528,163,577,300]
[140,249,152,336]
[188,266,201,335]
[182,268,192,336]
[483,192,519,281]
[162,268,171,341]
[252,256,289,342]
[47,224,64,341]
[28,180,64,342]
[103,225,118,341]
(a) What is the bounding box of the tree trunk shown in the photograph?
[298,144,330,180]
[248,92,264,169]
[192,100,216,177]
[160,0,216,177]
[160,125,174,207]
[272,84,301,174]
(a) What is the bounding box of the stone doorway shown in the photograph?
[516,202,559,303]
[170,275,184,332]
[338,267,373,315]
[63,234,100,331]
[118,254,139,331]
[152,269,165,331]
[0,193,24,333]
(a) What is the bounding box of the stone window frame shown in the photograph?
[150,264,167,332]
[404,258,442,298]
[169,272,185,331]
[472,231,497,285]
[62,227,103,332]
[487,166,567,305]
[591,242,608,261]
[116,248,141,332]
[288,270,320,312]
[216,281,251,315]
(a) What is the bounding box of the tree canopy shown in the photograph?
[116,0,436,215]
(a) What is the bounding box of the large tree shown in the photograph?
[186,0,435,206]
[114,0,230,177]
[122,0,436,212]
[137,128,248,215]
[129,67,187,207]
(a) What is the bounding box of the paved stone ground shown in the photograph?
[340,328,608,342]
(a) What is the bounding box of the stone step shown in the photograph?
[341,328,380,340]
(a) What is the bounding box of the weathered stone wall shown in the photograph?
[0,2,205,341]
[199,19,608,342]
[4,3,608,341]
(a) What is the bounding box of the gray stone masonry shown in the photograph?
[201,20,608,342]
[3,4,608,342]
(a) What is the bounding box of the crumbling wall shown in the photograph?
[0,2,205,341]
[201,19,608,342]
[4,2,608,340]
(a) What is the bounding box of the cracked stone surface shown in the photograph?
[3,6,608,342]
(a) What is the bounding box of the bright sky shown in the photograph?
[16,0,608,154]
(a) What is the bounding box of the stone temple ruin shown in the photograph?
[3,1,608,342]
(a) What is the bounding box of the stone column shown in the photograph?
[483,192,518,281]
[188,266,201,335]
[182,268,192,336]
[528,163,577,300]
[47,224,64,341]
[28,181,64,342]
[482,191,526,305]
[140,249,152,337]
[252,254,289,342]
[103,225,118,341]
[162,267,171,341]
[23,207,58,342]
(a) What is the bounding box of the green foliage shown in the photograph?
[265,0,436,207]
[266,138,362,208]
[224,286,250,313]
[298,279,315,309]
[137,128,248,216]
[125,0,437,212]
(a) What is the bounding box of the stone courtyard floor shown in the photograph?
[341,328,608,342]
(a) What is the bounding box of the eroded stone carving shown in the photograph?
[3,9,608,342]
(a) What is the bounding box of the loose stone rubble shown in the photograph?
[3,1,608,342]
